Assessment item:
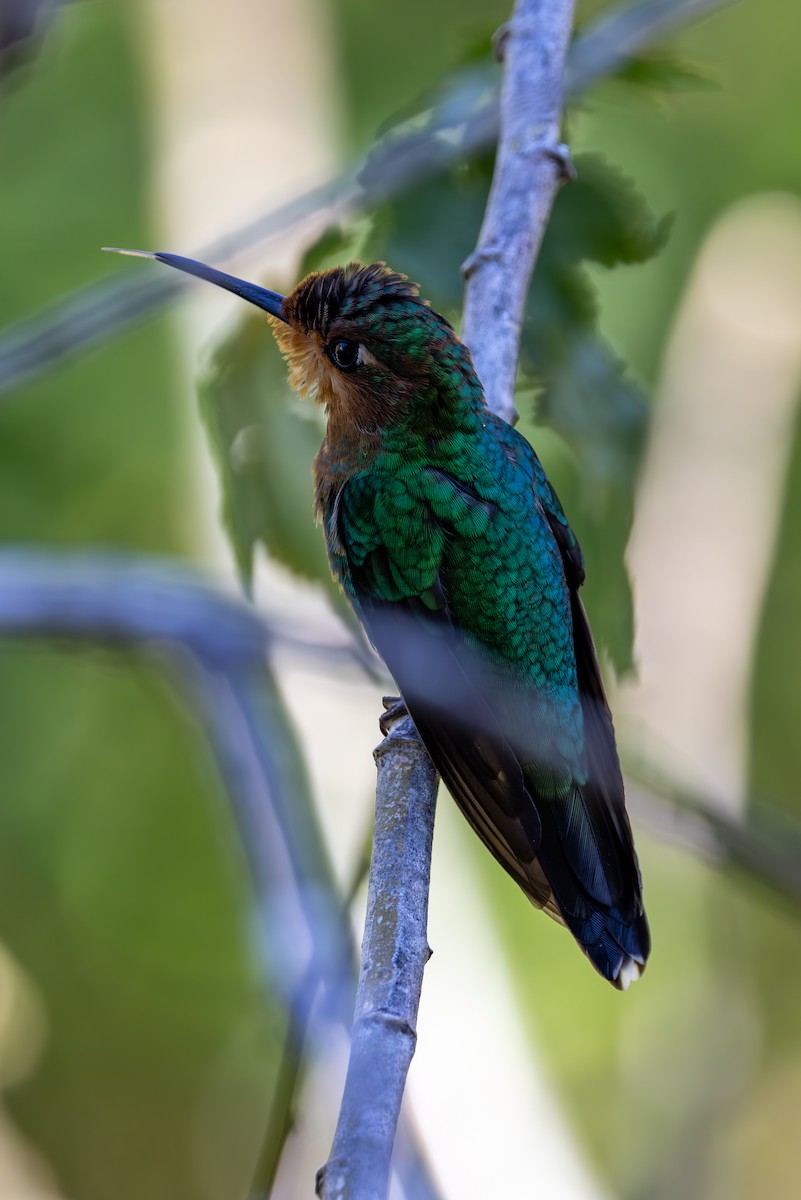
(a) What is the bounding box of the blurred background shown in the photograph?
[1,0,801,1197]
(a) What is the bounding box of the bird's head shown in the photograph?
[104,250,484,436]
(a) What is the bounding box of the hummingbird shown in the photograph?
[107,248,650,988]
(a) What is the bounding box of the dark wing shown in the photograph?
[531,455,650,980]
[330,474,554,911]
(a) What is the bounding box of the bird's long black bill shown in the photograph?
[102,248,289,323]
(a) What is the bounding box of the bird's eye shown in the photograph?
[328,339,360,371]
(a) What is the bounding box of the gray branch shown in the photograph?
[461,0,577,425]
[460,0,736,422]
[316,711,439,1199]
[0,548,268,661]
[0,0,733,398]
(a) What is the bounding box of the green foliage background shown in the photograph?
[1,1,801,1197]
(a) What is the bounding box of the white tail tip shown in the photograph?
[617,958,644,991]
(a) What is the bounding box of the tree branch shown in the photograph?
[316,708,439,1199]
[461,0,576,425]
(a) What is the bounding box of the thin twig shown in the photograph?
[316,709,440,1200]
[0,545,379,677]
[624,755,801,909]
[0,0,733,397]
[0,548,268,660]
[0,176,352,396]
[461,0,577,424]
[566,0,737,93]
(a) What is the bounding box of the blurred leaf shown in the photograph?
[612,52,719,94]
[358,57,498,207]
[0,0,73,83]
[299,223,364,275]
[200,315,328,593]
[200,313,363,639]
[364,154,490,304]
[549,152,673,268]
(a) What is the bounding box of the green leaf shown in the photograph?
[547,152,673,268]
[363,154,490,305]
[612,52,719,95]
[299,223,366,276]
[199,314,329,593]
[199,313,364,639]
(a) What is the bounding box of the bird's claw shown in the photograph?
[379,695,408,737]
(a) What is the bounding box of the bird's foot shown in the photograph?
[379,695,408,737]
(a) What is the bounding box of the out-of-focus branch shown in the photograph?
[566,0,736,93]
[0,547,345,1000]
[0,0,733,398]
[461,0,576,424]
[0,177,352,396]
[316,709,439,1200]
[0,549,267,660]
[0,546,379,676]
[0,547,438,1200]
[625,754,801,909]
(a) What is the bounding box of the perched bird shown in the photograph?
[107,248,650,988]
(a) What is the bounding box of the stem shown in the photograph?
[461,0,577,425]
[316,709,439,1200]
